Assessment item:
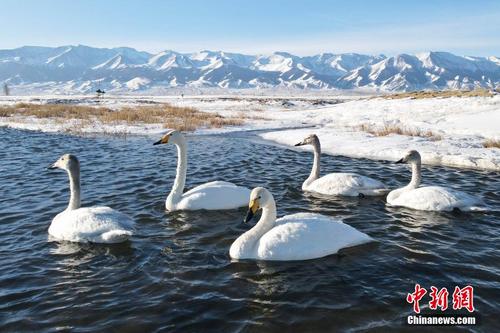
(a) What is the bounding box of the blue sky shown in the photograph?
[0,0,499,56]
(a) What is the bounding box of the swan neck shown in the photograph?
[256,201,277,234]
[251,199,277,237]
[408,160,421,189]
[67,167,81,211]
[241,198,277,246]
[169,139,187,204]
[305,141,321,185]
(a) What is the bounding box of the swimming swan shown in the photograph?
[153,130,251,211]
[295,134,387,197]
[229,187,373,261]
[387,150,488,212]
[48,154,134,243]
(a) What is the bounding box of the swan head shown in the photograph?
[396,150,421,164]
[153,130,185,146]
[48,154,79,172]
[244,187,273,223]
[295,134,319,147]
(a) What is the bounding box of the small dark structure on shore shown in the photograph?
[96,89,105,97]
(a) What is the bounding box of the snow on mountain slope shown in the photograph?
[92,53,148,70]
[254,52,296,72]
[0,45,499,93]
[0,46,69,65]
[45,45,129,68]
[342,51,500,91]
[126,77,151,90]
[303,53,384,77]
[93,55,127,70]
[148,51,194,69]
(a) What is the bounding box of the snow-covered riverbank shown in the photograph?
[0,94,499,170]
[258,96,500,171]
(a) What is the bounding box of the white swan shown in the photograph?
[48,154,134,243]
[295,134,387,197]
[387,150,489,212]
[153,130,251,211]
[229,187,373,261]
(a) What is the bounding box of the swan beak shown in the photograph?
[395,158,404,164]
[244,209,254,223]
[153,135,170,145]
[47,163,57,170]
[294,141,304,146]
[244,198,259,223]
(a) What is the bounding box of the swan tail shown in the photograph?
[467,205,491,212]
[360,188,390,196]
[374,188,391,195]
[101,230,133,243]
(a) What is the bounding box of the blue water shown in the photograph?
[0,127,498,332]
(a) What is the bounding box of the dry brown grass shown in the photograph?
[380,89,493,100]
[359,123,442,140]
[236,111,268,121]
[0,103,244,132]
[483,139,500,148]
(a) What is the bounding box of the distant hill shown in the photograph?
[1,45,499,93]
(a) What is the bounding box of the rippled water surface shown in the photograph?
[0,127,498,332]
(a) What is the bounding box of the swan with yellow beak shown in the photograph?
[153,130,251,211]
[230,187,373,261]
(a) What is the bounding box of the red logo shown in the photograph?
[429,286,449,311]
[452,286,474,313]
[407,285,475,313]
[406,284,427,313]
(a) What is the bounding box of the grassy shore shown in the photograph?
[0,103,244,132]
[483,138,500,148]
[380,89,495,100]
[358,123,443,140]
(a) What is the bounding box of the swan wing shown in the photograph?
[307,173,387,196]
[256,213,373,261]
[49,206,134,243]
[388,186,486,211]
[184,181,241,192]
[178,181,251,210]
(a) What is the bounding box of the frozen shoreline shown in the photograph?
[0,94,499,171]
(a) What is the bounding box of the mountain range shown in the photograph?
[1,45,499,93]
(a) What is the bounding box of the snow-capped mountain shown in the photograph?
[0,45,499,93]
[340,52,500,91]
